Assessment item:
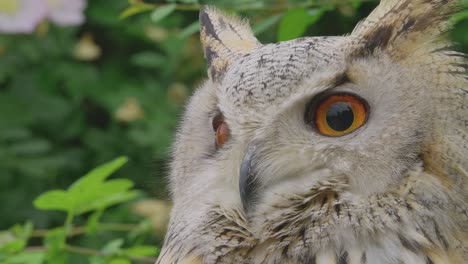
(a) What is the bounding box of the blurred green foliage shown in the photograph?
[0,0,466,262]
[1,157,158,263]
[0,0,202,229]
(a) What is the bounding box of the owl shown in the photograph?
[157,0,468,263]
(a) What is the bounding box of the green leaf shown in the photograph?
[8,139,51,155]
[44,228,66,250]
[277,7,328,41]
[89,256,105,264]
[253,15,282,35]
[33,190,72,212]
[44,228,67,263]
[88,190,140,212]
[101,239,124,255]
[7,251,45,264]
[85,209,104,235]
[278,8,310,41]
[128,220,153,241]
[0,231,16,247]
[130,52,166,69]
[178,0,198,3]
[0,128,31,141]
[74,188,140,215]
[0,240,26,254]
[0,222,33,254]
[11,221,33,240]
[33,157,130,214]
[109,258,131,264]
[150,4,177,23]
[123,245,158,257]
[119,4,154,19]
[351,0,365,9]
[452,10,468,23]
[178,21,200,39]
[69,156,128,192]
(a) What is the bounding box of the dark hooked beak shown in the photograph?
[239,143,260,214]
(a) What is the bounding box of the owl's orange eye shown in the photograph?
[313,93,368,137]
[212,113,230,149]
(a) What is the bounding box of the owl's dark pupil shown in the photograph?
[326,102,354,131]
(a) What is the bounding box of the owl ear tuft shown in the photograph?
[351,0,460,60]
[200,6,260,82]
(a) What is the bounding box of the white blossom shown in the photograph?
[0,0,47,33]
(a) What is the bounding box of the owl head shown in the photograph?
[158,0,467,263]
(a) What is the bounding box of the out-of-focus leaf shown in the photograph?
[89,256,105,264]
[120,4,154,19]
[0,240,25,254]
[101,239,124,255]
[150,4,177,23]
[178,0,199,3]
[123,245,158,257]
[15,155,72,179]
[69,156,128,191]
[8,139,51,155]
[278,8,310,41]
[0,232,16,247]
[0,222,33,254]
[109,258,131,264]
[11,221,33,240]
[351,0,365,9]
[178,21,200,39]
[128,219,153,241]
[130,52,166,69]
[277,7,329,41]
[0,128,31,141]
[6,251,45,264]
[33,190,72,212]
[44,228,67,263]
[0,96,33,127]
[0,221,33,254]
[452,10,468,23]
[85,209,103,235]
[34,157,131,214]
[74,188,140,215]
[253,15,282,35]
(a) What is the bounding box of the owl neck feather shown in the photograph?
[191,167,465,263]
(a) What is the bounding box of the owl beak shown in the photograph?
[239,143,259,214]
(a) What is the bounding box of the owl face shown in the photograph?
[215,36,428,212]
[194,17,430,216]
[160,1,467,263]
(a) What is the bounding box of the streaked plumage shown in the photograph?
[157,0,467,263]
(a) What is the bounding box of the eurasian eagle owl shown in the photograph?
[158,0,467,263]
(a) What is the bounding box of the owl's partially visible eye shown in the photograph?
[307,93,368,137]
[212,113,230,149]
